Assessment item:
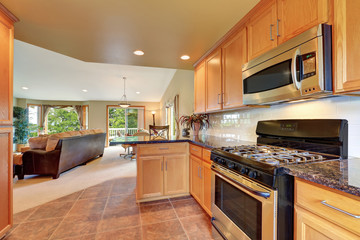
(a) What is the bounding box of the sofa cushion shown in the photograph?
[46,132,72,151]
[68,131,82,136]
[29,136,48,150]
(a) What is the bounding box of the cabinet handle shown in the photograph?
[159,148,169,150]
[217,94,221,104]
[161,162,163,171]
[321,200,360,219]
[222,93,225,104]
[199,167,202,179]
[165,161,167,171]
[276,19,280,37]
[270,24,274,41]
[192,148,198,151]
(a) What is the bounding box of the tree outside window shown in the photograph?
[46,107,80,134]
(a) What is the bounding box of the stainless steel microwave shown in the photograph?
[242,24,332,105]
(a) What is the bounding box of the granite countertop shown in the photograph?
[110,134,360,197]
[109,134,254,149]
[283,158,360,197]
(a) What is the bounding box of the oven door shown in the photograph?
[211,164,277,240]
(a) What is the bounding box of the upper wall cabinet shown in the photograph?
[247,0,277,60]
[194,62,206,113]
[222,28,247,109]
[277,0,329,45]
[334,0,360,94]
[205,49,222,112]
[248,0,329,60]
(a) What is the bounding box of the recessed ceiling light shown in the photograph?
[133,50,144,56]
[22,87,29,90]
[180,55,190,60]
[136,91,140,94]
[82,89,88,92]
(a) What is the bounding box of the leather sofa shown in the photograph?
[21,132,106,179]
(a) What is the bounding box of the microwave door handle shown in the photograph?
[291,48,302,90]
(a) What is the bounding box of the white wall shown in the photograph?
[206,96,360,157]
[160,69,194,125]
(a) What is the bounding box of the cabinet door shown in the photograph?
[222,28,247,109]
[205,49,222,112]
[277,0,328,45]
[194,62,206,113]
[137,156,164,199]
[190,155,202,203]
[202,161,212,216]
[164,155,187,196]
[247,0,277,60]
[0,12,13,126]
[295,206,360,240]
[334,0,360,93]
[0,128,12,237]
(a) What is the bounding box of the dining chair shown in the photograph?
[149,125,170,140]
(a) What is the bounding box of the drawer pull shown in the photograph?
[321,200,360,219]
[159,148,169,150]
[192,148,198,151]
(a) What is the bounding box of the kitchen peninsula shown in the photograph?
[111,133,360,238]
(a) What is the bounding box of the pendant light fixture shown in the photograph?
[119,77,130,108]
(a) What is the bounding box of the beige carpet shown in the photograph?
[13,146,136,214]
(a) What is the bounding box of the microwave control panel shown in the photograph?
[302,52,316,79]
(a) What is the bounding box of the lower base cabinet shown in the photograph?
[190,144,212,216]
[136,143,189,202]
[295,178,360,239]
[295,206,359,240]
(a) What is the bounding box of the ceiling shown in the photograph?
[13,40,178,102]
[3,0,259,70]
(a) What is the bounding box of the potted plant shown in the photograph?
[13,106,30,152]
[179,114,209,136]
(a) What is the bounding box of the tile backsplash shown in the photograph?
[204,96,360,157]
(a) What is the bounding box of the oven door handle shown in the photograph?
[212,167,271,199]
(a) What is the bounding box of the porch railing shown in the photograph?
[108,128,138,139]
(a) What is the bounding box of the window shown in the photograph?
[166,106,175,136]
[27,104,41,137]
[46,107,81,134]
[108,106,145,141]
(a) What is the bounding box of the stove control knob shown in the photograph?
[249,171,257,179]
[240,167,248,174]
[218,159,225,165]
[227,162,235,169]
[213,157,219,163]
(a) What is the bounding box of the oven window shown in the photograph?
[243,60,292,94]
[215,176,262,240]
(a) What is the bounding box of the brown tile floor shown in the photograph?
[5,176,223,240]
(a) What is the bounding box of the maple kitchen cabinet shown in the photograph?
[247,0,278,60]
[189,144,212,216]
[194,61,206,113]
[0,4,17,239]
[277,0,329,45]
[136,143,189,202]
[222,27,247,109]
[205,49,222,112]
[248,0,329,60]
[334,0,360,94]
[295,178,360,239]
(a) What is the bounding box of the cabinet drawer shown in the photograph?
[295,178,360,236]
[203,148,211,163]
[190,144,202,158]
[138,143,188,156]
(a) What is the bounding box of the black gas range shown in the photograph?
[210,119,348,240]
